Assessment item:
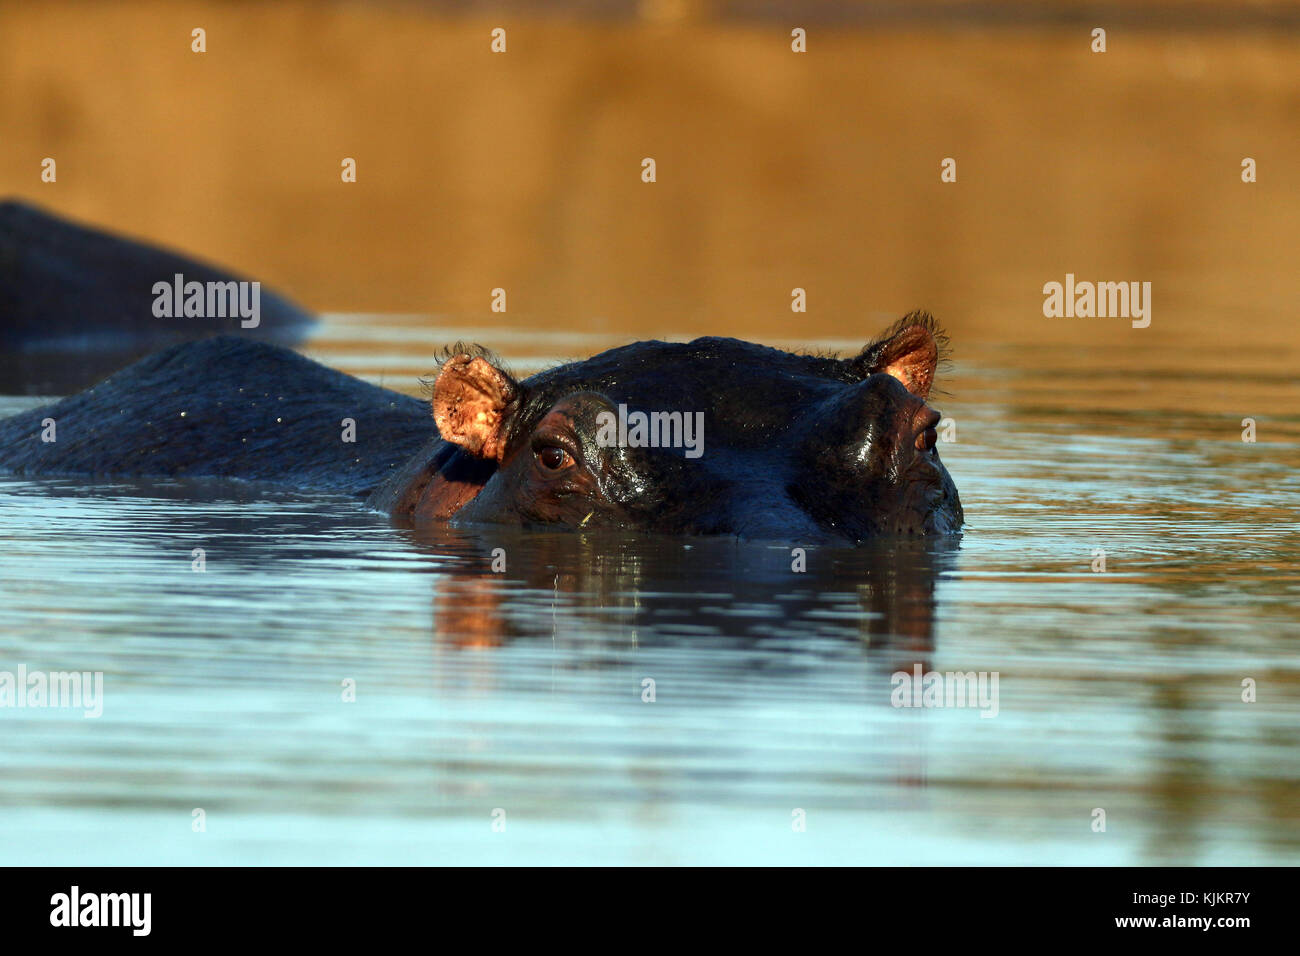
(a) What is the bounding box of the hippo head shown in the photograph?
[405,313,963,543]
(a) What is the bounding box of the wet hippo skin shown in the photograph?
[0,314,963,543]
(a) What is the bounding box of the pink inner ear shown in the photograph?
[432,355,517,460]
[880,327,938,399]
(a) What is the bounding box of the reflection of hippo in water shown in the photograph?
[0,312,962,542]
[421,525,952,668]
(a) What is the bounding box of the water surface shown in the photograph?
[1,319,1296,865]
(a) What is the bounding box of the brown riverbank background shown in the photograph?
[1,1,1297,369]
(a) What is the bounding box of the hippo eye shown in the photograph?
[536,445,574,474]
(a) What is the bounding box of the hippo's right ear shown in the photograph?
[432,354,520,461]
[848,311,948,400]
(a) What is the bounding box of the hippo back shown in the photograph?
[0,337,432,496]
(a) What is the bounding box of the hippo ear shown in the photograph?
[432,353,519,461]
[849,312,945,399]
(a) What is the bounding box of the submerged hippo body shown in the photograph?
[0,315,963,542]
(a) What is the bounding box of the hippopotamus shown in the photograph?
[0,200,314,394]
[0,314,962,542]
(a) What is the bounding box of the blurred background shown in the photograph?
[1,0,1296,375]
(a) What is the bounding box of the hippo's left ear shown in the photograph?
[848,311,947,399]
[432,353,520,461]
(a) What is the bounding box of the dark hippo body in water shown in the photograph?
[0,315,962,543]
[0,201,315,394]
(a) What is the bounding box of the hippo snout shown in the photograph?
[785,371,961,539]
